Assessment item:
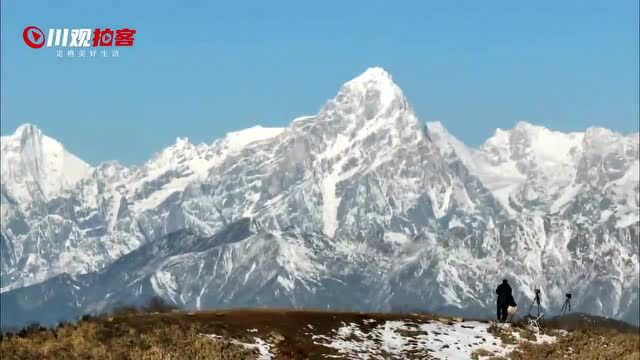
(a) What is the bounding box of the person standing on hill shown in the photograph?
[495,279,512,321]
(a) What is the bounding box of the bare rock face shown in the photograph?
[1,67,638,330]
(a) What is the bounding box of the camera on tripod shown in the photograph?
[566,293,571,299]
[528,288,542,318]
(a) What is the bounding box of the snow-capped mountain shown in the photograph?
[428,121,639,218]
[1,67,638,329]
[1,124,91,204]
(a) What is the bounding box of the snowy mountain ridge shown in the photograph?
[1,67,638,329]
[427,120,639,219]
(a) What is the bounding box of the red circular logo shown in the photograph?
[23,26,46,49]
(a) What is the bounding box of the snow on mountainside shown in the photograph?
[0,122,284,292]
[1,124,91,204]
[427,121,639,220]
[1,67,638,329]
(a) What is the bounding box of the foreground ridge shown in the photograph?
[2,308,638,360]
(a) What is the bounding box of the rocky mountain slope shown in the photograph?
[1,67,638,329]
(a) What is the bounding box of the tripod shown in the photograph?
[561,294,572,315]
[527,290,542,318]
[526,289,544,330]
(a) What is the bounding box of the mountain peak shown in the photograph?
[1,123,91,202]
[14,123,41,136]
[513,121,537,131]
[3,124,44,145]
[331,67,408,119]
[343,67,398,95]
[347,67,393,84]
[2,124,44,148]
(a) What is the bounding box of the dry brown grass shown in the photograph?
[471,347,503,359]
[0,307,436,359]
[487,322,518,345]
[511,328,640,360]
[0,298,257,359]
[517,327,537,342]
[0,319,255,360]
[2,322,252,360]
[482,319,640,360]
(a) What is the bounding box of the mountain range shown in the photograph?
[1,67,638,329]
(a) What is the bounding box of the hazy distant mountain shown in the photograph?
[1,67,638,329]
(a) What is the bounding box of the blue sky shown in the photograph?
[2,0,638,165]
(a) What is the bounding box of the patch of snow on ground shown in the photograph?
[206,334,273,360]
[311,319,558,360]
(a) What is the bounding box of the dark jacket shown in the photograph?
[496,282,512,302]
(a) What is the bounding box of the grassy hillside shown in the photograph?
[1,305,638,359]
